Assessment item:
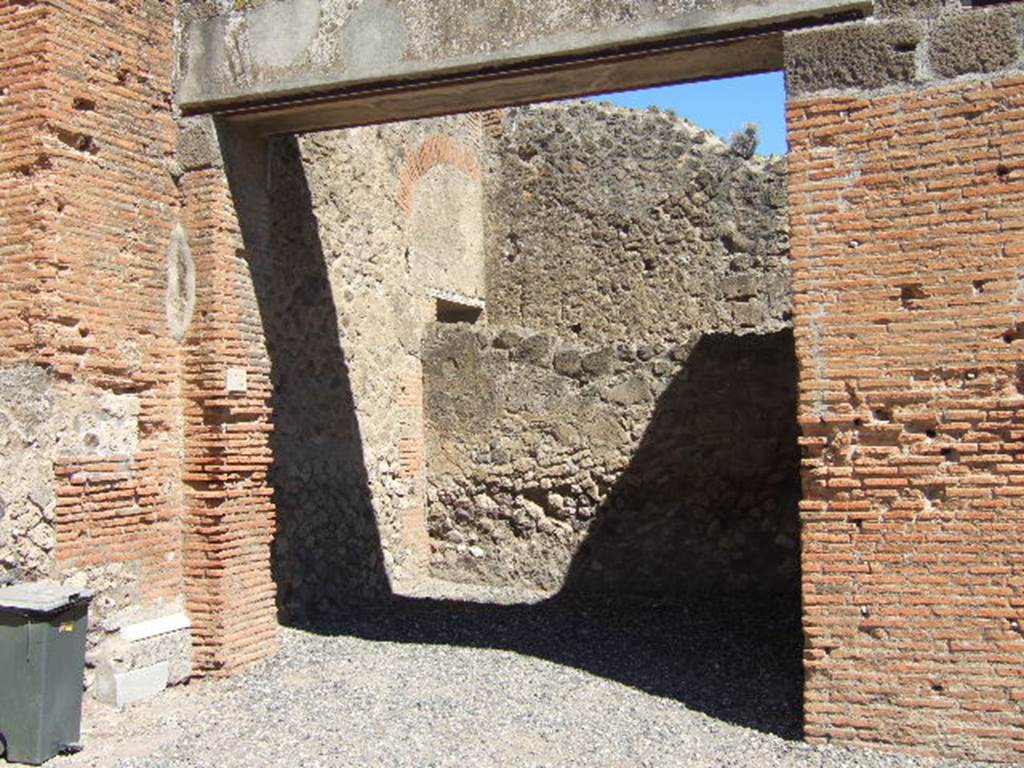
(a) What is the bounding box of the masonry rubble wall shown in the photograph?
[422,102,799,596]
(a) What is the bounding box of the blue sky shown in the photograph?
[590,71,788,156]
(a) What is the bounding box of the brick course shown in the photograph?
[395,133,482,217]
[180,161,279,672]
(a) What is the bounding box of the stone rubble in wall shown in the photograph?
[424,322,801,595]
[425,99,798,597]
[0,366,141,594]
[265,112,490,619]
[484,100,790,347]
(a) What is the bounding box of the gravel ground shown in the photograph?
[53,581,1004,768]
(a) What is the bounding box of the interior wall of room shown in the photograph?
[423,101,799,597]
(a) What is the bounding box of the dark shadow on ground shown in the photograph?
[295,330,804,740]
[220,128,392,625]
[299,591,804,740]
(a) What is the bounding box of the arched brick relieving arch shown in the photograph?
[394,134,481,217]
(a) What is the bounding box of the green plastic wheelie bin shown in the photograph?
[0,583,92,765]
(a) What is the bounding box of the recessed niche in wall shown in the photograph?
[429,288,484,324]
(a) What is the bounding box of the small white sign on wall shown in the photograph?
[225,367,248,394]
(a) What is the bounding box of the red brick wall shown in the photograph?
[1,0,186,605]
[398,368,429,566]
[1,0,278,672]
[0,0,51,357]
[788,77,1024,762]
[180,160,279,673]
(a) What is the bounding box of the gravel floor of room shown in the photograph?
[54,581,1004,768]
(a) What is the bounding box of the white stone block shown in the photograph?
[96,662,169,707]
[121,612,191,642]
[225,367,248,394]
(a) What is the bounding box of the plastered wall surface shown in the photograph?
[265,113,489,621]
[0,365,59,582]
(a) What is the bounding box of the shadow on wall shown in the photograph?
[562,330,802,599]
[223,131,392,625]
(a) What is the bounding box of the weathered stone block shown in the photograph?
[928,9,1020,79]
[722,273,758,301]
[580,349,613,377]
[603,376,651,406]
[178,0,874,118]
[785,20,923,95]
[176,115,223,171]
[512,334,552,365]
[553,349,582,377]
[875,0,953,18]
[492,328,525,350]
[225,367,248,394]
[120,613,194,684]
[93,612,192,706]
[95,662,170,707]
[732,299,769,328]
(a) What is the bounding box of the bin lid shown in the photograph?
[0,581,93,618]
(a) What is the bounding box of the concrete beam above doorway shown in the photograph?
[178,0,871,133]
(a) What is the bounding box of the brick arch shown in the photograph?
[394,134,481,217]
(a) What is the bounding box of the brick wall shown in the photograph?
[0,0,50,358]
[180,146,279,673]
[397,369,430,566]
[788,77,1024,762]
[0,0,281,673]
[1,0,188,622]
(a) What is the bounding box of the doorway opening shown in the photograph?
[255,70,802,739]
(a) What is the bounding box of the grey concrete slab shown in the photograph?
[177,0,872,123]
